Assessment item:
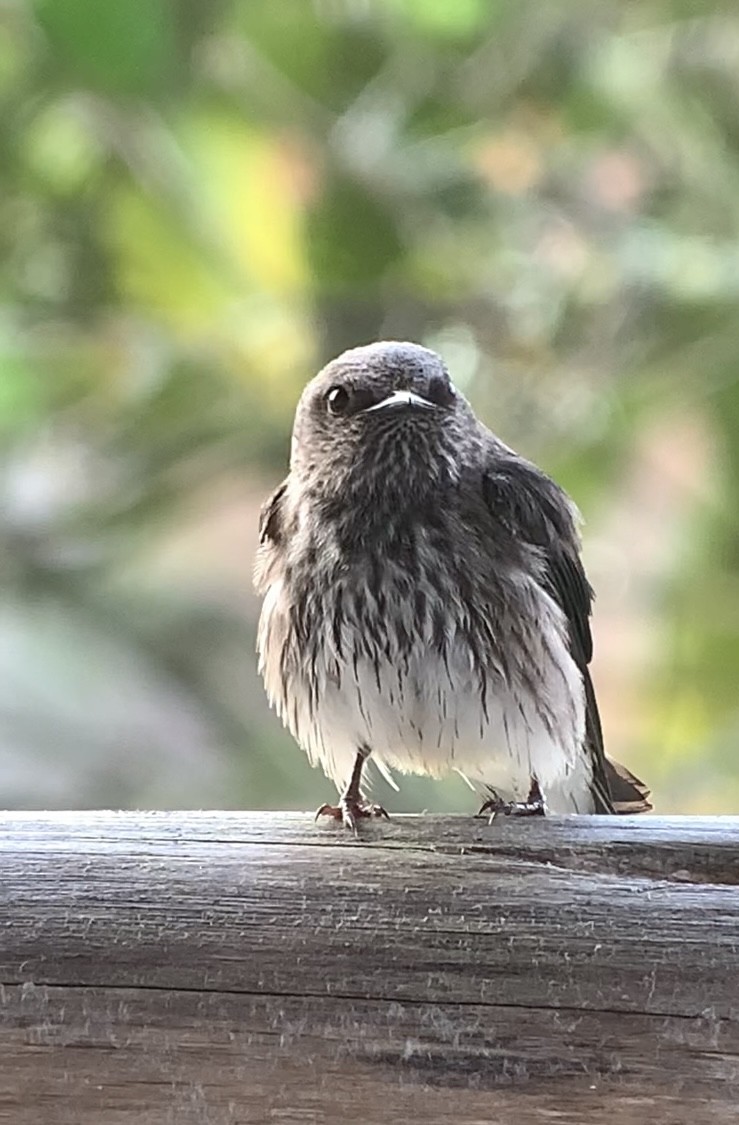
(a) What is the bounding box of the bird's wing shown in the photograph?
[482,451,650,814]
[254,479,289,597]
[258,479,288,546]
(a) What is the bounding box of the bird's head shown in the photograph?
[290,341,475,502]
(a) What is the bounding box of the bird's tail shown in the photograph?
[584,667,652,814]
[604,757,652,814]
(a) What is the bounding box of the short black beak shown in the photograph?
[362,390,434,413]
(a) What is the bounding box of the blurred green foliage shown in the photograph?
[1,0,738,812]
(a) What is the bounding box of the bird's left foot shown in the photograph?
[477,796,545,822]
[477,780,545,823]
[315,797,389,835]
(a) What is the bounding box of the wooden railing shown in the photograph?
[2,811,738,1124]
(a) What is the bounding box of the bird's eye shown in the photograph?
[428,377,456,407]
[325,386,351,416]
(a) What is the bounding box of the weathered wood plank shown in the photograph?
[1,812,738,1124]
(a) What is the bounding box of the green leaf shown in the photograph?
[306,175,403,291]
[35,0,178,96]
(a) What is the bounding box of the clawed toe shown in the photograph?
[477,795,545,823]
[477,778,545,823]
[315,798,389,835]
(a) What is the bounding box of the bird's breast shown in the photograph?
[258,547,586,798]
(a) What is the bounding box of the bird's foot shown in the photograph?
[478,778,545,823]
[477,795,546,823]
[315,797,389,835]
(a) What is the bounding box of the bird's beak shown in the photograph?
[362,390,434,413]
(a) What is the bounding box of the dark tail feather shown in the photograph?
[605,758,653,814]
[583,667,651,814]
[583,668,615,814]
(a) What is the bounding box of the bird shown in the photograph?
[254,341,651,831]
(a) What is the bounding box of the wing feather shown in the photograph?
[483,452,650,814]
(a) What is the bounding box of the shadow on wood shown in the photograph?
[1,811,738,1124]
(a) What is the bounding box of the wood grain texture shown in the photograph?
[1,811,738,1125]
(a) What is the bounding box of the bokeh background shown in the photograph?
[2,0,738,814]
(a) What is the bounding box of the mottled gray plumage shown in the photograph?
[254,341,650,824]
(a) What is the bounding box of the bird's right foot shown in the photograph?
[315,797,389,835]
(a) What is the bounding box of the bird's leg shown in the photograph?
[315,746,389,834]
[477,777,546,822]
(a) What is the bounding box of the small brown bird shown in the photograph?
[255,341,651,830]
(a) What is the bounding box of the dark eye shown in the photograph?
[427,376,456,407]
[325,386,351,416]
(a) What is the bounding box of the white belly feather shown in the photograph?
[258,576,593,814]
